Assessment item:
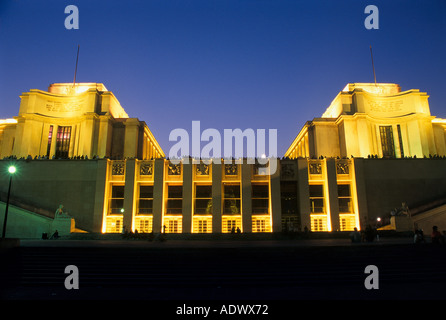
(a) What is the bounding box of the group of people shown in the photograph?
[414,226,445,244]
[350,225,378,243]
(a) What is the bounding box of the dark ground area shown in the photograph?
[1,238,445,316]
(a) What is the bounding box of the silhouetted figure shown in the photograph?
[431,226,445,245]
[350,227,361,243]
[414,229,425,244]
[50,230,59,239]
[364,225,376,242]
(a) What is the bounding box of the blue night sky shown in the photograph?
[0,0,445,156]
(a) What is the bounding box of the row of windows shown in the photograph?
[104,216,271,233]
[108,183,270,216]
[106,182,355,233]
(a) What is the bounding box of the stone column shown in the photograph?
[241,161,252,233]
[352,158,369,230]
[123,159,136,231]
[297,159,311,231]
[152,159,164,233]
[270,158,282,232]
[326,159,340,231]
[123,118,140,159]
[182,162,192,233]
[212,162,222,233]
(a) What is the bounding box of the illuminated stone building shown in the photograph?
[0,82,445,237]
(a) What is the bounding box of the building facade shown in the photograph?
[1,82,445,236]
[285,83,446,159]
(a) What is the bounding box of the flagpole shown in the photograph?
[370,45,377,85]
[73,45,80,87]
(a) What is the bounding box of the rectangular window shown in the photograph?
[397,124,404,157]
[135,217,153,233]
[198,220,207,233]
[166,185,182,214]
[252,216,271,232]
[311,216,327,232]
[193,217,212,233]
[138,185,153,214]
[281,181,298,215]
[194,185,212,214]
[337,184,353,213]
[252,184,269,214]
[339,215,356,231]
[223,216,241,233]
[309,185,324,213]
[223,184,241,214]
[46,125,53,157]
[109,185,125,214]
[55,126,72,159]
[282,216,300,232]
[254,219,266,232]
[379,126,395,158]
[169,220,178,233]
[105,216,123,233]
[163,216,182,233]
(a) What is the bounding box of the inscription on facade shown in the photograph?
[369,100,403,113]
[46,100,83,113]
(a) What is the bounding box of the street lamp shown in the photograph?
[2,165,16,239]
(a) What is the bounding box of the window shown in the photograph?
[222,216,241,233]
[138,219,151,233]
[135,217,153,233]
[166,185,182,214]
[252,184,269,214]
[193,217,212,233]
[338,184,353,213]
[138,185,153,214]
[55,126,72,159]
[194,185,212,214]
[223,184,241,214]
[252,216,271,232]
[281,181,298,215]
[311,216,327,231]
[339,215,356,231]
[163,216,182,233]
[309,185,325,213]
[282,216,300,232]
[254,219,266,232]
[379,126,395,158]
[46,125,53,157]
[105,216,123,233]
[397,124,404,157]
[168,220,179,233]
[109,185,125,214]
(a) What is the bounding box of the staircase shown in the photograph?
[2,242,446,300]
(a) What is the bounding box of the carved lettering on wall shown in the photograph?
[368,100,403,113]
[46,100,83,112]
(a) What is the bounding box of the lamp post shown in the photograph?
[2,165,16,239]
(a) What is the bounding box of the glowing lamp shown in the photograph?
[8,166,16,174]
